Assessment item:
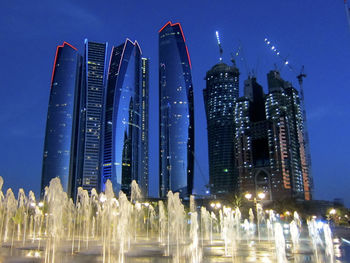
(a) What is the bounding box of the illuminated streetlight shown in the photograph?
[245,193,252,200]
[244,192,266,242]
[330,209,336,215]
[210,202,221,209]
[38,202,44,208]
[257,192,266,200]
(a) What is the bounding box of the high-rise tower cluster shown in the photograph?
[42,22,312,202]
[42,21,195,199]
[41,39,149,198]
[204,61,312,200]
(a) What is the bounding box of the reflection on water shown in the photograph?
[0,236,349,262]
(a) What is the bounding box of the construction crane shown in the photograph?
[230,41,252,76]
[230,46,240,67]
[264,38,293,73]
[345,0,350,32]
[215,31,223,61]
[297,66,312,171]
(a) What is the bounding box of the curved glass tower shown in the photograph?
[41,42,81,197]
[102,39,143,195]
[203,62,239,196]
[159,21,194,198]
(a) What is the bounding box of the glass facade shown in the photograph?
[102,40,144,195]
[159,22,194,198]
[203,62,239,195]
[140,58,149,196]
[76,40,108,194]
[41,42,81,197]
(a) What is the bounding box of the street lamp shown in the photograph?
[244,192,266,241]
[210,202,221,209]
[245,193,252,200]
[328,208,337,225]
[258,192,266,200]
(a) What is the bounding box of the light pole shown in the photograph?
[328,208,336,226]
[210,202,221,235]
[245,192,265,241]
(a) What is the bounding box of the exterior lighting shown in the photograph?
[210,203,215,208]
[38,202,44,208]
[245,193,252,200]
[257,192,266,200]
[330,209,336,215]
[216,203,221,209]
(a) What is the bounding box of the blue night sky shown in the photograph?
[1,0,349,205]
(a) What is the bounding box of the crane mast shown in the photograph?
[297,67,313,195]
[215,31,223,61]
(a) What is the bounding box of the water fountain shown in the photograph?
[0,176,347,263]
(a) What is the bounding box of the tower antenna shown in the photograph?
[216,31,223,61]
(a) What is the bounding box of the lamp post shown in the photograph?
[328,208,336,226]
[210,202,221,235]
[245,192,265,241]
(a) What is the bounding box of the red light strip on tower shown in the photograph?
[50,42,77,87]
[158,21,192,69]
[158,21,171,33]
[185,45,192,69]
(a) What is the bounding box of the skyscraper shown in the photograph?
[235,76,273,199]
[76,40,108,194]
[265,70,311,200]
[203,62,239,196]
[102,39,148,196]
[41,42,81,197]
[140,57,149,196]
[159,21,194,198]
[235,71,312,201]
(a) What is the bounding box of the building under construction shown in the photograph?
[203,31,313,201]
[234,71,312,201]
